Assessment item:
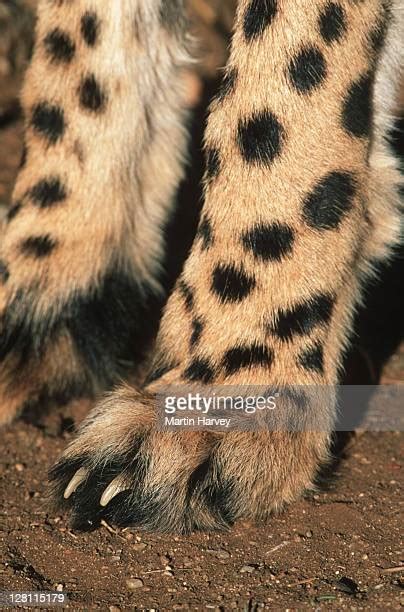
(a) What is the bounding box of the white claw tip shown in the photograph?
[100,477,128,507]
[64,467,88,499]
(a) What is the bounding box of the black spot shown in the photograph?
[298,342,325,373]
[79,74,107,113]
[6,201,22,222]
[30,177,67,208]
[223,344,273,375]
[342,73,374,138]
[178,280,194,311]
[212,263,256,303]
[303,171,357,230]
[184,358,215,384]
[0,261,10,284]
[288,46,327,93]
[31,103,65,144]
[244,0,278,41]
[81,12,100,46]
[242,222,295,262]
[271,293,335,341]
[190,318,204,348]
[205,147,221,182]
[319,2,347,44]
[197,216,214,250]
[44,28,75,63]
[238,110,285,166]
[19,235,58,258]
[216,67,237,101]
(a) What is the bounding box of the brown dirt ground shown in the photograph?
[0,2,403,610]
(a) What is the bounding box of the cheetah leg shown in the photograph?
[50,0,403,532]
[0,0,191,424]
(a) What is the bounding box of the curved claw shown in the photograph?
[64,467,88,499]
[100,476,129,507]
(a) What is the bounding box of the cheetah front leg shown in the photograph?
[0,1,191,423]
[51,0,403,532]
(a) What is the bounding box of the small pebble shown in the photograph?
[240,565,255,574]
[126,578,144,590]
[133,542,147,552]
[216,550,231,559]
[206,549,230,559]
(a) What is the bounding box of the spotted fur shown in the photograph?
[0,0,190,424]
[1,0,403,533]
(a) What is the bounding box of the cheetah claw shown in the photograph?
[100,476,130,507]
[63,467,88,500]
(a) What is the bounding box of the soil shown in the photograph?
[0,423,403,610]
[0,2,403,610]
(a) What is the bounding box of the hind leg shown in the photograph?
[0,0,191,424]
[51,0,403,532]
